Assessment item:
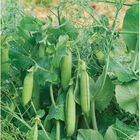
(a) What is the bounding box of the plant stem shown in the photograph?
[50,84,60,140]
[84,115,90,129]
[91,99,98,130]
[31,100,37,114]
[2,105,32,130]
[40,121,51,140]
[57,6,61,25]
[23,106,32,119]
[118,31,139,35]
[50,84,56,107]
[56,121,60,140]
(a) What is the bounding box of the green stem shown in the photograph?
[111,5,122,30]
[50,84,60,140]
[2,105,32,130]
[118,31,139,35]
[91,99,98,130]
[57,6,61,25]
[84,115,90,129]
[31,100,37,114]
[39,121,51,140]
[56,121,60,140]
[23,106,32,119]
[50,84,56,107]
[75,114,79,132]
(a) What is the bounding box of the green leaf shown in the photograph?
[115,80,139,116]
[46,18,78,44]
[92,65,108,98]
[60,17,79,41]
[46,25,63,44]
[109,56,136,82]
[36,110,45,118]
[47,16,53,23]
[46,44,56,54]
[9,45,33,70]
[97,114,115,135]
[20,16,41,31]
[38,130,51,140]
[104,125,118,140]
[95,76,114,111]
[89,77,96,98]
[100,14,109,27]
[122,4,139,50]
[47,94,65,121]
[35,57,60,85]
[56,35,69,47]
[47,104,64,121]
[56,93,66,105]
[77,129,103,140]
[114,119,138,139]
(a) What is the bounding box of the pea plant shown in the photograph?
[1,0,139,140]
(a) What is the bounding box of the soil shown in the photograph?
[22,0,135,31]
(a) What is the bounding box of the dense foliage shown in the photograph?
[1,0,139,140]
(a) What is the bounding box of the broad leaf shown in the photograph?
[77,129,103,140]
[36,110,45,118]
[95,76,114,111]
[20,16,42,31]
[115,80,139,116]
[47,94,66,121]
[47,104,65,121]
[92,64,108,98]
[104,125,118,140]
[109,56,136,82]
[35,57,60,85]
[114,119,138,139]
[97,114,115,135]
[46,18,78,45]
[9,45,33,70]
[122,4,139,51]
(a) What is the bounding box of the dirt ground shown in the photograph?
[22,0,135,31]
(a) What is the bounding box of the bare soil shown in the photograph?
[22,0,135,30]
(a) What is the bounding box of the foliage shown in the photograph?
[1,0,139,139]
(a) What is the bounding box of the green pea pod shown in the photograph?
[30,79,40,115]
[61,49,72,91]
[94,50,105,65]
[1,45,9,74]
[65,85,76,137]
[80,61,90,118]
[74,72,80,104]
[22,72,33,106]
